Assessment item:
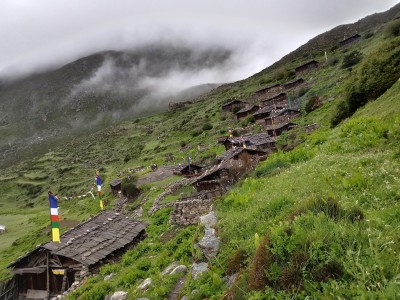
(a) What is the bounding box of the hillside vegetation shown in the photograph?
[0,5,400,299]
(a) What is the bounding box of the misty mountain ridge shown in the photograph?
[0,44,232,167]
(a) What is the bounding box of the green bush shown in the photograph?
[202,123,213,131]
[305,95,320,113]
[191,128,203,137]
[385,19,400,38]
[122,179,139,198]
[331,39,400,125]
[341,50,363,69]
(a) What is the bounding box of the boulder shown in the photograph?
[191,262,208,279]
[137,278,153,291]
[109,291,128,300]
[199,211,217,227]
[198,227,220,259]
[161,262,178,275]
[170,265,188,275]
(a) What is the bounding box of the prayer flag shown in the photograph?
[48,192,60,242]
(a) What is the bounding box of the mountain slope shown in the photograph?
[0,45,231,168]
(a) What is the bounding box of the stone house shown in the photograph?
[253,106,274,123]
[254,83,283,99]
[283,78,305,90]
[109,179,122,196]
[260,93,288,109]
[294,60,319,76]
[221,99,247,112]
[266,122,296,137]
[339,34,361,47]
[264,108,301,126]
[8,211,148,299]
[236,105,259,121]
[218,133,275,152]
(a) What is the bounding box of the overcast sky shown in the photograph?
[0,0,398,79]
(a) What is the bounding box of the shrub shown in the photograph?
[279,265,302,290]
[226,249,248,275]
[202,123,213,131]
[191,128,203,137]
[345,206,365,222]
[385,19,400,38]
[122,179,139,198]
[305,196,342,221]
[305,95,321,113]
[311,261,343,282]
[341,50,363,69]
[332,40,400,125]
[245,115,255,125]
[248,236,273,291]
[328,56,339,66]
[232,106,241,114]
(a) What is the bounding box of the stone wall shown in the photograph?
[169,198,214,226]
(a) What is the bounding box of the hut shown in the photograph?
[215,147,267,164]
[283,78,305,90]
[266,122,296,137]
[236,105,259,121]
[254,83,283,99]
[221,100,247,112]
[261,93,288,109]
[264,108,301,126]
[339,34,361,47]
[294,60,319,75]
[218,133,275,152]
[8,211,148,299]
[192,164,231,193]
[253,106,274,123]
[178,163,203,176]
[109,179,122,196]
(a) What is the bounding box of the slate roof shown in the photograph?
[255,83,281,93]
[294,60,319,72]
[283,78,304,89]
[253,106,274,116]
[10,211,148,267]
[261,93,287,103]
[193,162,229,183]
[221,99,247,107]
[339,34,361,45]
[236,105,259,114]
[265,122,296,131]
[216,147,267,162]
[179,164,203,172]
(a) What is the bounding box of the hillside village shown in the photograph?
[0,4,400,300]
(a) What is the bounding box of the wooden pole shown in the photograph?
[46,252,50,300]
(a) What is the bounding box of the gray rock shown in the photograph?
[181,296,189,300]
[104,273,114,281]
[227,273,239,288]
[137,278,153,291]
[170,265,188,275]
[161,261,178,275]
[200,211,217,227]
[198,227,220,259]
[192,262,208,279]
[135,298,150,300]
[110,291,128,300]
